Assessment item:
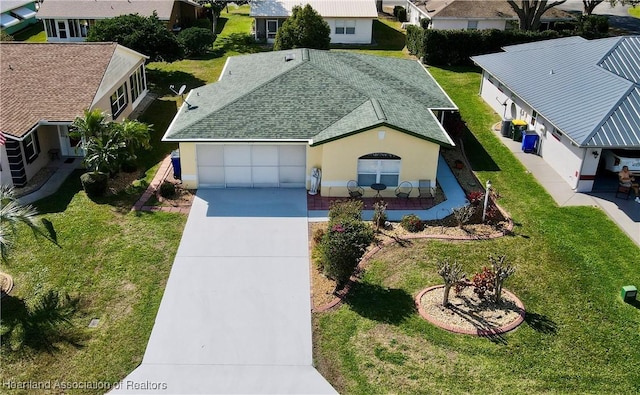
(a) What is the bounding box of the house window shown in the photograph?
[467,20,478,30]
[110,83,128,119]
[336,20,355,35]
[531,110,538,126]
[45,19,57,37]
[357,153,401,187]
[129,65,147,104]
[22,132,40,164]
[551,127,562,141]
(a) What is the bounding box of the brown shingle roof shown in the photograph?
[414,0,571,20]
[0,42,117,138]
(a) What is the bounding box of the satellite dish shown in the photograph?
[178,85,186,95]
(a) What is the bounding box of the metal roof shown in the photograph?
[36,0,200,21]
[472,36,640,148]
[1,0,34,14]
[250,0,378,18]
[163,49,457,146]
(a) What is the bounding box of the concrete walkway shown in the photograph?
[17,159,81,205]
[495,130,640,248]
[113,189,336,394]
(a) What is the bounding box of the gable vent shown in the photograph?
[284,53,295,62]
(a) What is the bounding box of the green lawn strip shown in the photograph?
[331,18,411,59]
[1,173,186,391]
[314,65,640,394]
[629,6,640,18]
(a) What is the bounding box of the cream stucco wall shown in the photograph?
[312,127,441,198]
[178,142,198,189]
[180,127,442,194]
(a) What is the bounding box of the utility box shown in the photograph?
[621,285,637,302]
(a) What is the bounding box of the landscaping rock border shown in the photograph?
[312,214,514,313]
[415,285,526,336]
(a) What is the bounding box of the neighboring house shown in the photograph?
[0,42,149,187]
[472,36,640,193]
[406,0,572,30]
[250,0,378,44]
[35,0,201,42]
[163,49,458,197]
[1,1,38,35]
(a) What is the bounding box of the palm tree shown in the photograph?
[0,185,57,295]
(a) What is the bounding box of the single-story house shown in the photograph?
[406,0,572,30]
[36,0,201,42]
[250,0,378,44]
[163,49,458,197]
[1,1,38,35]
[0,42,149,187]
[472,35,640,192]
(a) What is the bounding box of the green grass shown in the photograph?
[629,6,640,18]
[332,17,411,59]
[313,67,640,394]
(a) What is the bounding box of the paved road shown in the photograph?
[557,0,640,33]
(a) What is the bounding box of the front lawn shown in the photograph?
[313,67,640,394]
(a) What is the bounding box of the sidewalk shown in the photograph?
[131,155,190,214]
[494,129,640,247]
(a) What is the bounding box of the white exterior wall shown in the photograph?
[406,2,426,26]
[431,19,507,30]
[479,71,594,192]
[326,18,373,44]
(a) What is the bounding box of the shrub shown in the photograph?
[178,27,216,56]
[437,260,465,306]
[315,201,374,286]
[274,4,330,50]
[397,8,407,23]
[159,181,176,198]
[406,25,424,58]
[328,199,363,221]
[317,218,374,286]
[471,266,495,300]
[490,255,516,304]
[80,172,108,197]
[467,191,484,206]
[0,30,14,41]
[373,200,387,231]
[452,205,475,228]
[401,214,424,232]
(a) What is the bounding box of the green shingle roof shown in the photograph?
[163,49,457,146]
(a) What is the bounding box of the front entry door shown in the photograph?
[58,125,84,157]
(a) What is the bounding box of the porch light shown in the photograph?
[592,150,599,159]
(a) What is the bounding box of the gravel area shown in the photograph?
[418,286,524,334]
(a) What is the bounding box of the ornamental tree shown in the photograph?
[274,4,330,50]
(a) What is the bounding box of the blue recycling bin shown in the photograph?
[170,149,181,179]
[521,131,539,153]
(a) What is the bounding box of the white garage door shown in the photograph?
[197,144,306,188]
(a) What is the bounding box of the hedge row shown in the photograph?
[406,27,571,66]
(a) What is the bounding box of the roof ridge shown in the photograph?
[170,52,310,134]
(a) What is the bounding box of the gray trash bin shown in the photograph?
[501,118,512,137]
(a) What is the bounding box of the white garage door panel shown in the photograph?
[196,144,306,188]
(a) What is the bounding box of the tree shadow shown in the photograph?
[346,282,415,325]
[211,32,267,58]
[460,122,501,172]
[34,170,84,214]
[0,291,85,353]
[145,69,207,96]
[524,311,558,335]
[215,17,228,34]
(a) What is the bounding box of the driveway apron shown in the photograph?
[112,189,336,394]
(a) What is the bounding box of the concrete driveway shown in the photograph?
[113,189,336,394]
